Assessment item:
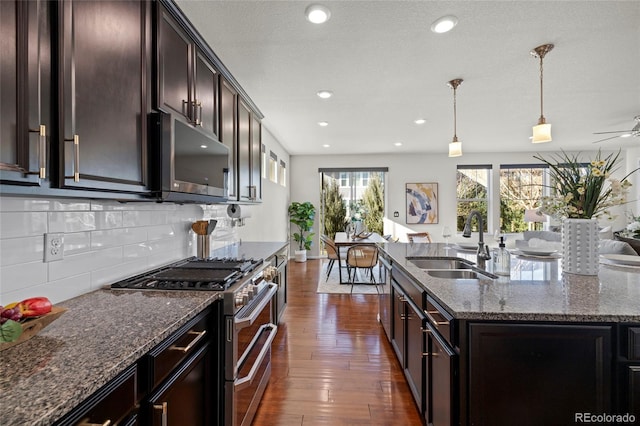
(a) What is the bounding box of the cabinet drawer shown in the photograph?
[147,311,209,389]
[56,364,138,426]
[425,296,454,347]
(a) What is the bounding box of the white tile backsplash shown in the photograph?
[0,212,48,237]
[0,196,238,305]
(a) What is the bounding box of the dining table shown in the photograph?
[333,232,387,284]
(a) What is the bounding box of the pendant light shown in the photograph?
[447,79,463,157]
[530,44,554,143]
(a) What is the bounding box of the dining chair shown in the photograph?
[320,235,346,281]
[407,232,432,243]
[346,244,379,283]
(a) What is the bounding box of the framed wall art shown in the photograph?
[406,183,438,224]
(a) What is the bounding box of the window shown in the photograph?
[269,151,277,183]
[456,165,491,232]
[279,160,286,187]
[318,168,388,241]
[339,172,348,187]
[499,165,547,232]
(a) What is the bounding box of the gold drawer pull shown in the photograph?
[153,402,168,426]
[170,330,206,353]
[425,310,449,326]
[77,419,111,426]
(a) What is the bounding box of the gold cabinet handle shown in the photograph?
[77,419,111,426]
[194,100,202,126]
[64,134,80,182]
[169,330,206,353]
[153,402,168,426]
[425,310,449,326]
[27,124,47,178]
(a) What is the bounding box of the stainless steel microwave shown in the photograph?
[149,112,229,203]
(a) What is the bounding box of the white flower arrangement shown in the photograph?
[534,150,637,220]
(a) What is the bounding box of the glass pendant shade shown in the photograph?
[448,140,462,157]
[532,123,552,143]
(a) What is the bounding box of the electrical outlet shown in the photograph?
[394,211,399,218]
[44,233,64,262]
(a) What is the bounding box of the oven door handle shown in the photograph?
[235,323,278,391]
[235,284,277,330]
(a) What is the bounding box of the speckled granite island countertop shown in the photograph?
[380,242,640,322]
[0,241,288,426]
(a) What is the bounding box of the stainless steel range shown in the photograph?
[110,256,277,426]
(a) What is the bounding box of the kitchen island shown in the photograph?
[0,241,287,426]
[379,242,640,425]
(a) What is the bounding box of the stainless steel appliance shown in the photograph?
[110,255,277,426]
[149,112,230,203]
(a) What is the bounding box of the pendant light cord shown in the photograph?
[453,86,458,140]
[539,55,545,120]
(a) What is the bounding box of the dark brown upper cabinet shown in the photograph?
[237,99,251,202]
[0,0,51,186]
[250,113,262,202]
[157,5,218,138]
[219,77,237,200]
[57,0,151,192]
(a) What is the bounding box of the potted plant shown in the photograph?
[288,201,316,262]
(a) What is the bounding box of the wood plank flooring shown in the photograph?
[252,259,423,425]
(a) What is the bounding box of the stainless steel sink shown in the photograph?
[409,258,473,270]
[427,269,494,279]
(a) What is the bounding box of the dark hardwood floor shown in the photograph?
[252,259,423,425]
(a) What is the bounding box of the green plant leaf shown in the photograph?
[0,319,23,343]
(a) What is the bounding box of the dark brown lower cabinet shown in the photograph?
[53,364,139,426]
[467,323,612,426]
[146,343,210,426]
[428,323,456,426]
[405,297,426,413]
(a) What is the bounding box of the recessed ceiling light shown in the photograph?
[200,145,208,149]
[414,119,426,125]
[318,121,329,127]
[317,90,333,99]
[431,15,458,33]
[394,142,403,146]
[305,4,331,24]
[323,144,330,148]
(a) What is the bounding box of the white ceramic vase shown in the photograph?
[561,218,599,276]
[294,249,307,262]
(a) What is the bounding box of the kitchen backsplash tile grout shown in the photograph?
[0,196,236,305]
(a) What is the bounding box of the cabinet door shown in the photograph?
[219,78,237,199]
[468,323,612,426]
[429,325,456,426]
[157,5,192,120]
[405,300,425,413]
[237,99,251,201]
[59,0,149,192]
[391,281,406,365]
[250,114,262,201]
[148,344,210,426]
[194,49,218,137]
[0,0,50,185]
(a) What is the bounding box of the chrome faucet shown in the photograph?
[462,210,491,269]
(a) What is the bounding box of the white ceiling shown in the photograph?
[176,0,640,156]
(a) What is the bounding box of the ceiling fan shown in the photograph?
[592,115,640,144]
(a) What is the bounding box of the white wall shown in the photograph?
[236,127,290,243]
[290,149,636,258]
[0,128,291,305]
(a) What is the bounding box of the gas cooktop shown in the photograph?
[110,256,263,292]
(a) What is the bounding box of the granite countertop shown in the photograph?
[0,241,288,426]
[380,242,640,323]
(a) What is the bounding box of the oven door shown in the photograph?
[224,283,278,426]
